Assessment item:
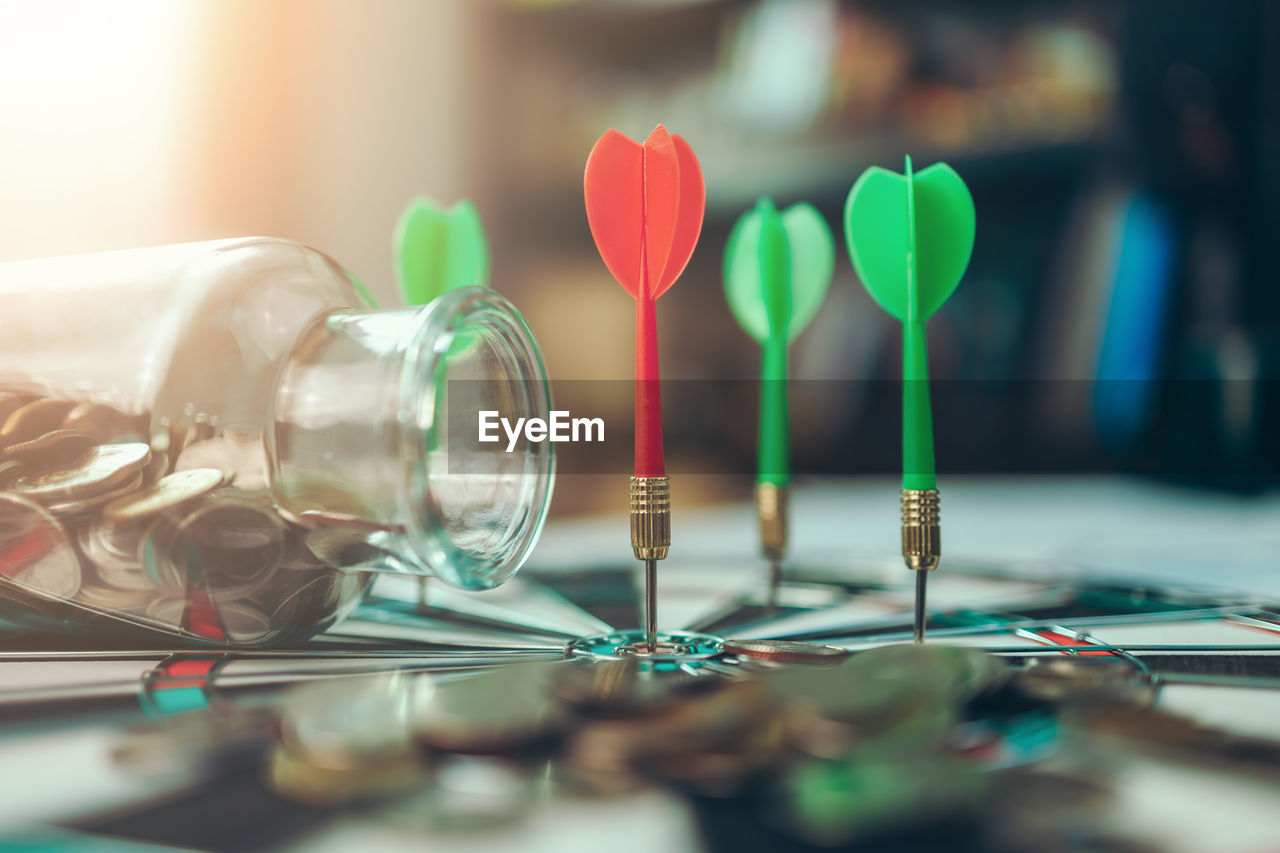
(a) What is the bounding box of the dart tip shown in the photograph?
[644,558,658,652]
[914,570,927,644]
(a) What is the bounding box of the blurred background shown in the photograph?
[1,0,1277,516]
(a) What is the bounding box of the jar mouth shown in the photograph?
[397,287,555,590]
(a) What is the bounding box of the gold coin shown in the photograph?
[0,398,78,447]
[0,393,37,426]
[60,402,145,443]
[102,468,226,523]
[0,430,97,467]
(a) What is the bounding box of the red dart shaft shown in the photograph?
[635,290,664,476]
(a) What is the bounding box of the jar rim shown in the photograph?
[396,286,555,590]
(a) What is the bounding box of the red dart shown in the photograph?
[584,124,705,651]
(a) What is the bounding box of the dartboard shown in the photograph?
[4,540,1279,853]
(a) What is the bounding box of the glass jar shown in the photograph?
[0,238,554,647]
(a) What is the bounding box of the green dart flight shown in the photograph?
[395,196,490,305]
[724,198,834,593]
[844,156,975,642]
[393,196,491,614]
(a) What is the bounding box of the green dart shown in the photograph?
[394,196,490,305]
[393,196,491,614]
[725,198,834,599]
[844,156,975,643]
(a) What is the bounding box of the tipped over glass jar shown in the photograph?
[0,238,554,647]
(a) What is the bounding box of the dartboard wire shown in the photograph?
[370,574,614,639]
[728,604,1278,646]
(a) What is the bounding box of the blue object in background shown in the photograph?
[1093,193,1175,455]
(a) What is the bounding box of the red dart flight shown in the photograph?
[584,124,705,477]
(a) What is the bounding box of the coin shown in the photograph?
[723,639,851,665]
[281,510,402,534]
[175,435,269,490]
[44,471,145,517]
[1014,657,1154,708]
[93,562,155,592]
[9,442,151,502]
[412,662,568,754]
[271,672,429,806]
[60,402,145,443]
[0,393,37,427]
[265,567,373,639]
[393,757,533,832]
[757,650,959,760]
[553,658,712,715]
[102,468,226,523]
[0,430,97,467]
[165,496,290,596]
[75,583,151,612]
[142,594,272,644]
[0,398,78,447]
[565,679,778,793]
[283,673,419,770]
[0,492,82,600]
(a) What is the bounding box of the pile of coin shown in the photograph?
[103,646,1178,848]
[0,389,373,646]
[262,645,1023,832]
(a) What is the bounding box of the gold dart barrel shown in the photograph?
[755,482,788,563]
[901,488,940,571]
[630,476,670,560]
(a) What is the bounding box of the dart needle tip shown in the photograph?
[644,558,658,652]
[914,570,928,644]
[766,557,782,609]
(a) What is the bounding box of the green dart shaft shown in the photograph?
[760,334,789,486]
[902,165,936,491]
[758,203,791,487]
[902,319,936,490]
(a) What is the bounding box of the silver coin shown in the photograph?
[279,509,403,534]
[265,568,373,641]
[75,583,152,612]
[411,662,567,754]
[80,517,152,566]
[44,471,145,517]
[390,757,533,832]
[158,496,290,598]
[140,522,187,596]
[0,493,81,600]
[145,595,272,644]
[102,468,226,523]
[176,435,269,490]
[92,557,157,592]
[10,442,151,502]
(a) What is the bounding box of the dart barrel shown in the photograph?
[755,482,788,562]
[901,489,940,571]
[630,476,670,561]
